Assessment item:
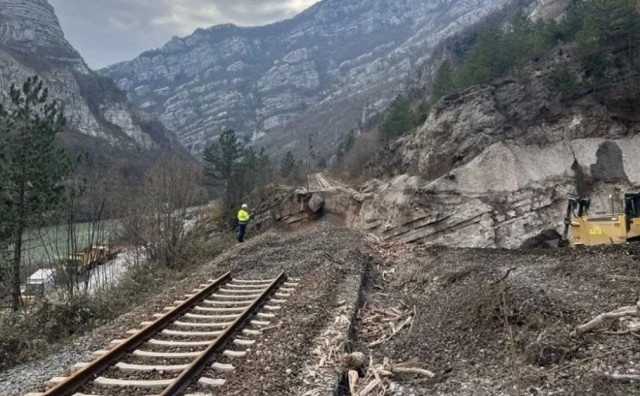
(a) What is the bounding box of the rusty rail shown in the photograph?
[43,272,232,396]
[159,272,285,395]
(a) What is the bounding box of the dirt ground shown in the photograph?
[185,223,373,395]
[8,222,640,396]
[350,243,640,396]
[9,223,373,396]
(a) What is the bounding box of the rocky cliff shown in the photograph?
[0,0,176,169]
[354,44,640,248]
[101,0,510,156]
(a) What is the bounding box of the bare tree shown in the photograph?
[121,152,207,269]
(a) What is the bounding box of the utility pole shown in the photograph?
[307,132,314,191]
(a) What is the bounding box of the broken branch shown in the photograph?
[368,315,413,348]
[571,303,639,337]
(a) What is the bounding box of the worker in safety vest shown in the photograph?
[236,204,251,243]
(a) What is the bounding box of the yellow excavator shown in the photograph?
[564,192,640,246]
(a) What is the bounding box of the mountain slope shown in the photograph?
[0,0,177,170]
[101,0,509,156]
[348,1,640,248]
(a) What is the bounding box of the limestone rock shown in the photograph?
[308,194,325,213]
[361,46,640,248]
[0,0,176,167]
[101,0,513,156]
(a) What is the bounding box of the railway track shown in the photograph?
[25,272,299,396]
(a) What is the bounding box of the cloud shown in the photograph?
[48,0,320,69]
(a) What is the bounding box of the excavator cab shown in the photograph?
[625,192,640,240]
[565,193,640,246]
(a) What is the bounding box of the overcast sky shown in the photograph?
[49,0,321,70]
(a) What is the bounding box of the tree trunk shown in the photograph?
[11,181,25,311]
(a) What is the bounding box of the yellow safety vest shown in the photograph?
[237,209,250,223]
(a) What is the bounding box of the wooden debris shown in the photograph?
[348,370,359,395]
[357,378,381,395]
[602,373,640,381]
[571,302,639,337]
[368,315,413,348]
[343,354,437,395]
[339,352,366,371]
[391,358,436,378]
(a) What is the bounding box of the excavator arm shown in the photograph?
[563,198,590,243]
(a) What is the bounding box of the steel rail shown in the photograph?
[43,272,232,396]
[159,272,286,395]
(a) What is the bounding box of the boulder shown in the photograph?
[308,194,325,213]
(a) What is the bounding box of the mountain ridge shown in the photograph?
[101,0,510,157]
[0,0,179,172]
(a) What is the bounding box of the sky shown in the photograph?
[48,0,321,70]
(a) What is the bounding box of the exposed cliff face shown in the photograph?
[355,45,640,248]
[0,0,176,167]
[101,0,510,156]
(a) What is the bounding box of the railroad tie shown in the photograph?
[219,287,266,293]
[91,350,108,358]
[161,328,222,337]
[202,299,252,306]
[199,377,226,387]
[93,377,175,389]
[211,362,235,372]
[71,362,90,372]
[225,283,270,289]
[184,313,236,322]
[191,308,241,317]
[191,306,245,313]
[31,272,293,396]
[210,293,261,300]
[232,278,277,284]
[223,350,248,358]
[233,338,256,346]
[148,338,215,347]
[46,377,68,386]
[115,362,189,372]
[108,339,126,348]
[174,320,230,328]
[133,349,203,358]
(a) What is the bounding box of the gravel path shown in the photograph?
[1,224,371,396]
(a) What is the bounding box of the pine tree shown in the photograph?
[203,130,243,192]
[255,148,272,191]
[0,76,71,310]
[280,151,296,180]
[431,60,456,102]
[378,96,415,145]
[0,105,9,285]
[337,130,356,161]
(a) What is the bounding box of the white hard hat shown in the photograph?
[241,204,249,209]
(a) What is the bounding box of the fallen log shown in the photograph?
[602,373,640,382]
[571,302,639,337]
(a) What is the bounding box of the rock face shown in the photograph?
[0,0,176,167]
[264,39,640,249]
[357,46,640,248]
[101,0,510,156]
